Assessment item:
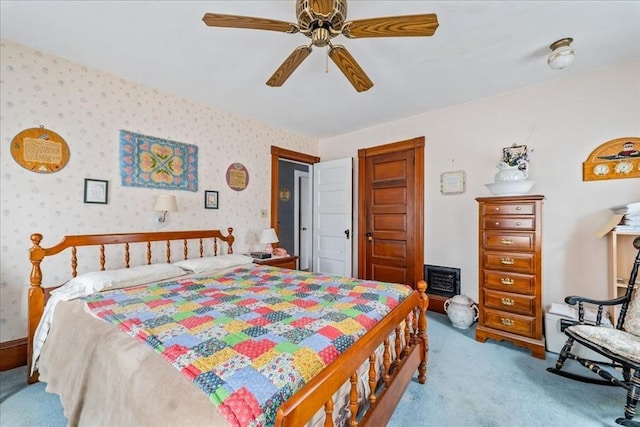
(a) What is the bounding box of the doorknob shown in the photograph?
[366,232,372,241]
[344,229,350,239]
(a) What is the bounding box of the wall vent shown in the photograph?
[423,265,461,298]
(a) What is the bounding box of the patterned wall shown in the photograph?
[0,39,318,341]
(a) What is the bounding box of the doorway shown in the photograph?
[277,161,311,270]
[270,147,319,268]
[357,137,425,288]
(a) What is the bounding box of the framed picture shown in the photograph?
[204,190,219,209]
[84,178,108,204]
[440,170,466,195]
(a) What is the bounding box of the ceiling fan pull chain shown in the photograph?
[325,46,329,73]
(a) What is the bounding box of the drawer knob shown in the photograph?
[516,206,521,211]
[501,318,515,326]
[500,239,514,245]
[500,277,515,285]
[500,257,515,265]
[515,221,522,226]
[501,298,515,306]
[494,207,500,211]
[495,222,500,226]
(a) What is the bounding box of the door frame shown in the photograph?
[270,146,320,239]
[357,136,425,286]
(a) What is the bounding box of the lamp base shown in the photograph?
[265,243,274,254]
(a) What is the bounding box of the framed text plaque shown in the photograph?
[440,170,466,195]
[226,163,249,191]
[11,126,70,173]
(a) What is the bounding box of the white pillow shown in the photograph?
[173,254,253,273]
[51,263,187,297]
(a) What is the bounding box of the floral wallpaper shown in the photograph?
[0,39,318,342]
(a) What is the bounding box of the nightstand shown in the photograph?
[253,255,299,270]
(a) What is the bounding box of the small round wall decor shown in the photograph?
[11,126,70,173]
[226,162,249,191]
[279,188,291,202]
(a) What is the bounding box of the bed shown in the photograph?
[27,228,429,426]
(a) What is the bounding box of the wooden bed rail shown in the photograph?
[27,228,235,383]
[275,280,429,427]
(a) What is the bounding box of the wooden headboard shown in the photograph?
[27,228,235,383]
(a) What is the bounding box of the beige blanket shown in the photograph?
[39,300,229,426]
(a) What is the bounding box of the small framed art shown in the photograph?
[440,170,466,195]
[84,178,109,204]
[204,190,219,209]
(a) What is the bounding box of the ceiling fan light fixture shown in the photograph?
[203,1,439,91]
[547,37,575,70]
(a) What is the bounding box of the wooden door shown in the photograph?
[313,158,353,276]
[358,137,424,288]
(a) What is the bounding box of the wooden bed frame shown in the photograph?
[27,228,429,427]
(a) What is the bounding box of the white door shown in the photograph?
[294,170,312,271]
[312,158,353,276]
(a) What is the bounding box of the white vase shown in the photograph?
[444,295,479,329]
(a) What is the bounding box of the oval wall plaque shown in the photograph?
[11,126,70,173]
[226,162,249,191]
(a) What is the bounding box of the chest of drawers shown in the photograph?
[475,195,545,359]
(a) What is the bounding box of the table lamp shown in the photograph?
[260,228,279,254]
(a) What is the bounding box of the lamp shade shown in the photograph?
[154,195,178,212]
[260,228,279,244]
[547,38,575,70]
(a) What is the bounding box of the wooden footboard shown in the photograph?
[27,229,235,384]
[276,280,429,427]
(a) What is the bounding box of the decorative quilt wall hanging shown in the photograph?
[119,130,198,191]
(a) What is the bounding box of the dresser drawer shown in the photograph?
[482,202,536,216]
[483,231,535,251]
[483,216,535,231]
[483,270,535,294]
[482,309,536,338]
[483,289,535,316]
[483,252,535,274]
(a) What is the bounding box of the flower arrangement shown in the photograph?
[501,144,529,168]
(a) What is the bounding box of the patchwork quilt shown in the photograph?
[81,265,411,427]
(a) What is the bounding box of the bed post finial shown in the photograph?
[28,233,46,384]
[416,280,429,384]
[226,227,235,254]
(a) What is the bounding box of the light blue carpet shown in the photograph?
[0,312,626,426]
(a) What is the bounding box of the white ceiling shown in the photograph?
[2,1,639,139]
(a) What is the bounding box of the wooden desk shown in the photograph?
[253,255,299,270]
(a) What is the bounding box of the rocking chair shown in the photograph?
[547,236,640,426]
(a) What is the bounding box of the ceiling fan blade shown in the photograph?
[343,14,439,38]
[310,0,335,15]
[202,13,298,34]
[328,45,373,93]
[266,46,313,87]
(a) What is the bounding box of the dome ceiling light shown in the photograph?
[547,37,575,70]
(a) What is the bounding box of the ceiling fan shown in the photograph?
[202,0,439,92]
